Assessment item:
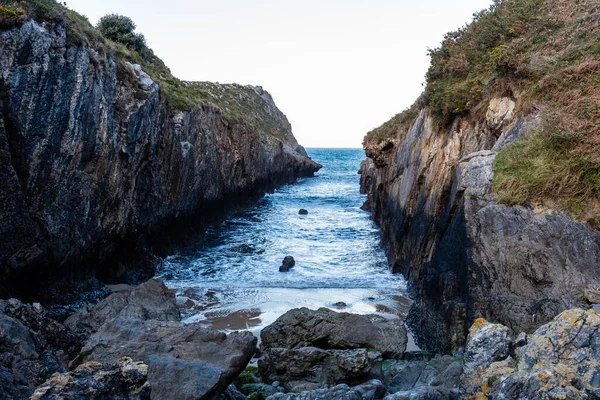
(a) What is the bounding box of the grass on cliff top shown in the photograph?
[366,0,600,218]
[0,0,290,140]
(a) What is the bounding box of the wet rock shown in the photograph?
[333,302,347,309]
[64,279,180,336]
[259,347,382,391]
[31,357,151,400]
[77,317,257,400]
[299,209,309,215]
[279,256,296,272]
[267,380,386,400]
[261,308,407,359]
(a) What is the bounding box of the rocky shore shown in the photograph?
[2,279,598,399]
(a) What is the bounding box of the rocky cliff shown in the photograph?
[0,6,320,300]
[361,0,600,352]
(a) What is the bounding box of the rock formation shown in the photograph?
[0,12,320,300]
[31,358,151,400]
[361,99,600,352]
[461,308,600,399]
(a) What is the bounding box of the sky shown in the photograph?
[67,0,493,148]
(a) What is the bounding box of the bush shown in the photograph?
[97,14,146,52]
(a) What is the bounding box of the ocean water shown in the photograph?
[160,148,411,338]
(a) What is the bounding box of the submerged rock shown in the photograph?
[31,357,151,400]
[261,308,407,359]
[279,256,296,272]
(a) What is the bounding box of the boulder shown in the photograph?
[279,256,296,272]
[77,317,257,400]
[64,279,180,335]
[460,318,514,396]
[261,308,407,359]
[67,279,258,399]
[382,355,462,395]
[31,357,151,400]
[267,380,386,400]
[383,386,459,400]
[259,347,382,391]
[299,209,309,215]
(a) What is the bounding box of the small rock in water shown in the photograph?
[333,301,347,308]
[298,209,309,215]
[279,256,295,272]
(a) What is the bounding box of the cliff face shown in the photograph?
[361,99,600,352]
[0,20,320,299]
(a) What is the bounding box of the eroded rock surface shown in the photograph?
[462,309,600,399]
[261,308,407,359]
[0,19,320,299]
[361,101,600,352]
[260,347,382,391]
[31,357,151,400]
[68,279,256,400]
[267,380,387,400]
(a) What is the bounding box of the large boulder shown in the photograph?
[64,279,180,335]
[261,308,407,359]
[31,357,151,400]
[267,380,387,400]
[72,280,258,400]
[259,347,382,391]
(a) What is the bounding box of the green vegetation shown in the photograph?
[367,0,600,218]
[97,14,146,53]
[0,0,105,47]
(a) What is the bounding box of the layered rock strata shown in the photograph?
[0,19,320,299]
[361,100,600,352]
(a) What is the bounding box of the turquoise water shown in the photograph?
[160,149,410,334]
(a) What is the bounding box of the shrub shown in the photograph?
[97,14,146,52]
[0,3,27,28]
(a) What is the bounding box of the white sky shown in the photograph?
[67,0,492,148]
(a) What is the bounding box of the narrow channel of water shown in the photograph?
[159,148,413,344]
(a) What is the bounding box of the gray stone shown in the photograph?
[77,317,257,400]
[267,380,386,400]
[259,347,381,390]
[384,386,459,400]
[31,357,150,400]
[65,279,180,336]
[261,308,407,359]
[382,355,462,396]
